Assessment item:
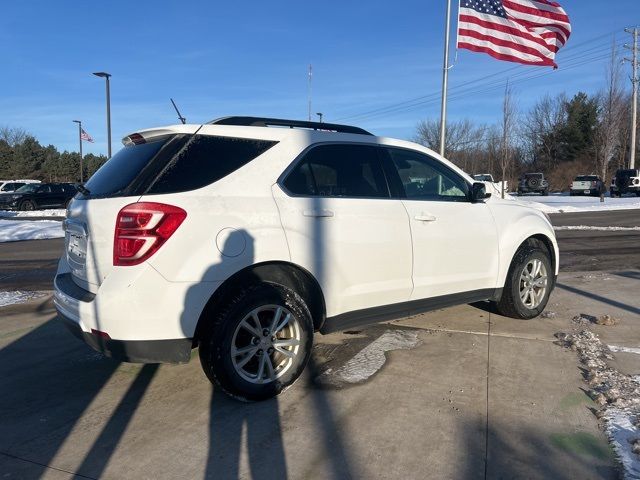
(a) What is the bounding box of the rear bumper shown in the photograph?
[56,309,193,363]
[53,263,217,363]
[570,189,600,195]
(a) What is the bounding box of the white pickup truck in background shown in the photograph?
[472,174,508,196]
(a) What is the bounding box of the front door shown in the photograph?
[382,147,500,300]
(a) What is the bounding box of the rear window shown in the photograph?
[83,139,168,197]
[81,134,276,198]
[575,176,598,181]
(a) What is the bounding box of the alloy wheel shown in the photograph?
[230,305,301,384]
[519,259,548,309]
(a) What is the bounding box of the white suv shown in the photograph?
[54,116,558,401]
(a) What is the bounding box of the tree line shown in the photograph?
[0,126,108,183]
[414,51,636,192]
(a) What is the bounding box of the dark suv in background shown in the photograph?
[610,169,640,197]
[517,173,549,196]
[0,182,78,210]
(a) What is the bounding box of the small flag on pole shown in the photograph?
[457,0,571,68]
[80,128,94,143]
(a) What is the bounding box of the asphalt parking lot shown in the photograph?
[0,210,639,479]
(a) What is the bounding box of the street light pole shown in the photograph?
[72,120,83,182]
[93,72,112,158]
[316,112,323,123]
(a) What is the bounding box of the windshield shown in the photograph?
[15,184,39,193]
[473,175,492,182]
[524,173,543,179]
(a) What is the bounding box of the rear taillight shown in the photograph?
[114,202,186,266]
[591,181,597,187]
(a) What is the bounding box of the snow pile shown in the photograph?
[0,209,66,218]
[511,194,640,214]
[0,219,64,242]
[0,290,48,307]
[556,330,640,478]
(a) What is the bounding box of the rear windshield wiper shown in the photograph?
[76,184,91,196]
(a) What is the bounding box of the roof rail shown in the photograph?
[208,116,373,136]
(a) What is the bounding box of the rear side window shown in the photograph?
[283,144,389,198]
[146,135,276,195]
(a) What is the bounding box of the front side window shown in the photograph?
[386,148,469,201]
[283,144,389,198]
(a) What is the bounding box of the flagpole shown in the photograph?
[73,120,83,183]
[439,0,452,157]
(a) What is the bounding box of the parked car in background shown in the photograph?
[0,182,77,210]
[0,179,40,193]
[54,116,559,401]
[569,175,605,196]
[610,169,640,197]
[517,173,549,196]
[472,173,508,196]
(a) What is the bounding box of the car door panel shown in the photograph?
[383,147,500,300]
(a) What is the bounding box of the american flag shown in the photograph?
[457,0,571,67]
[80,128,94,143]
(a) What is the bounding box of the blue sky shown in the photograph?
[0,1,637,155]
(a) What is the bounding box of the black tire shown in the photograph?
[541,189,549,196]
[19,200,35,211]
[199,282,313,401]
[495,239,553,320]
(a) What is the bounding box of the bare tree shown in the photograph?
[499,82,517,198]
[594,44,626,186]
[414,118,486,170]
[522,93,567,169]
[0,126,29,146]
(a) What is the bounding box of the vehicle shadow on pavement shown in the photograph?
[0,316,122,477]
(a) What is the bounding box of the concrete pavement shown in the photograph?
[2,268,638,479]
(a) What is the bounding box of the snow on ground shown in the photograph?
[557,330,640,479]
[0,219,64,242]
[316,330,420,386]
[0,209,66,218]
[509,193,640,214]
[0,290,48,307]
[554,226,640,232]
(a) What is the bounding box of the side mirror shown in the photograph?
[470,182,491,203]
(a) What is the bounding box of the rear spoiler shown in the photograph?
[121,125,201,146]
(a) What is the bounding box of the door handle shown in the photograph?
[303,209,334,218]
[414,214,437,222]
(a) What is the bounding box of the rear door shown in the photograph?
[382,147,499,300]
[273,143,413,318]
